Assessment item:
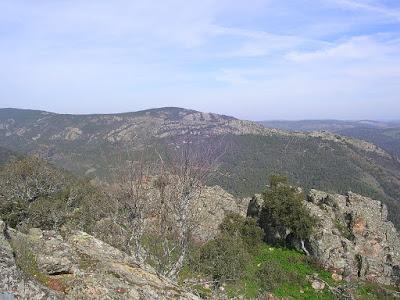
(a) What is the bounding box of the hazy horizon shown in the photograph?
[1,1,399,120]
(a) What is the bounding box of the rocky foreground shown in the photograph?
[0,220,198,300]
[1,187,400,299]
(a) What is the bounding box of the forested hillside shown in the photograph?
[261,120,400,157]
[1,107,400,226]
[0,146,19,164]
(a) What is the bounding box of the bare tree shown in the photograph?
[111,134,226,278]
[113,153,151,263]
[152,134,225,278]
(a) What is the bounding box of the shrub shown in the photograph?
[259,175,316,246]
[0,156,66,203]
[0,200,29,228]
[192,214,264,284]
[198,234,249,282]
[0,156,109,232]
[219,213,264,254]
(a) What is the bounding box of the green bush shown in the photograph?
[0,200,28,228]
[198,234,249,282]
[192,214,264,284]
[259,175,316,246]
[219,213,263,254]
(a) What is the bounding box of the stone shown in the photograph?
[37,256,74,275]
[0,220,199,300]
[265,292,278,300]
[352,217,367,235]
[331,273,343,282]
[0,220,61,299]
[33,231,77,275]
[311,279,325,291]
[246,194,263,219]
[190,185,246,242]
[305,190,400,286]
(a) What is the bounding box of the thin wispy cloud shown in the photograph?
[0,0,399,120]
[327,0,400,21]
[286,34,400,62]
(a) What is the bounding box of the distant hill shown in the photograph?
[260,120,400,158]
[1,107,400,226]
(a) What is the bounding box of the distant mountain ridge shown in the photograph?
[1,107,400,227]
[0,108,388,156]
[260,119,400,157]
[260,119,400,131]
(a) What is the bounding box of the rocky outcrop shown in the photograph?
[0,220,199,299]
[308,131,391,158]
[0,220,61,299]
[192,186,246,242]
[306,190,400,286]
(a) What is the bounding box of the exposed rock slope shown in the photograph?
[0,220,199,300]
[306,190,400,286]
[0,220,61,299]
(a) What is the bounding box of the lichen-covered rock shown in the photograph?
[0,220,199,299]
[0,220,61,299]
[306,190,400,286]
[64,231,199,299]
[28,229,78,276]
[191,185,246,242]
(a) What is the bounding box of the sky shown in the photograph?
[0,0,399,120]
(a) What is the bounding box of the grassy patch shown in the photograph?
[356,282,399,300]
[181,243,338,299]
[225,245,335,299]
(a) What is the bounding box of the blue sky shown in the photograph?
[0,0,399,120]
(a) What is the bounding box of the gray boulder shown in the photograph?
[0,220,61,299]
[306,190,400,286]
[0,220,199,300]
[26,229,77,276]
[191,185,246,242]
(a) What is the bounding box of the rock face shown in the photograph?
[306,190,400,286]
[192,185,246,242]
[0,220,199,300]
[0,220,61,299]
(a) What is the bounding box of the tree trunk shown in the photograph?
[301,239,310,256]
